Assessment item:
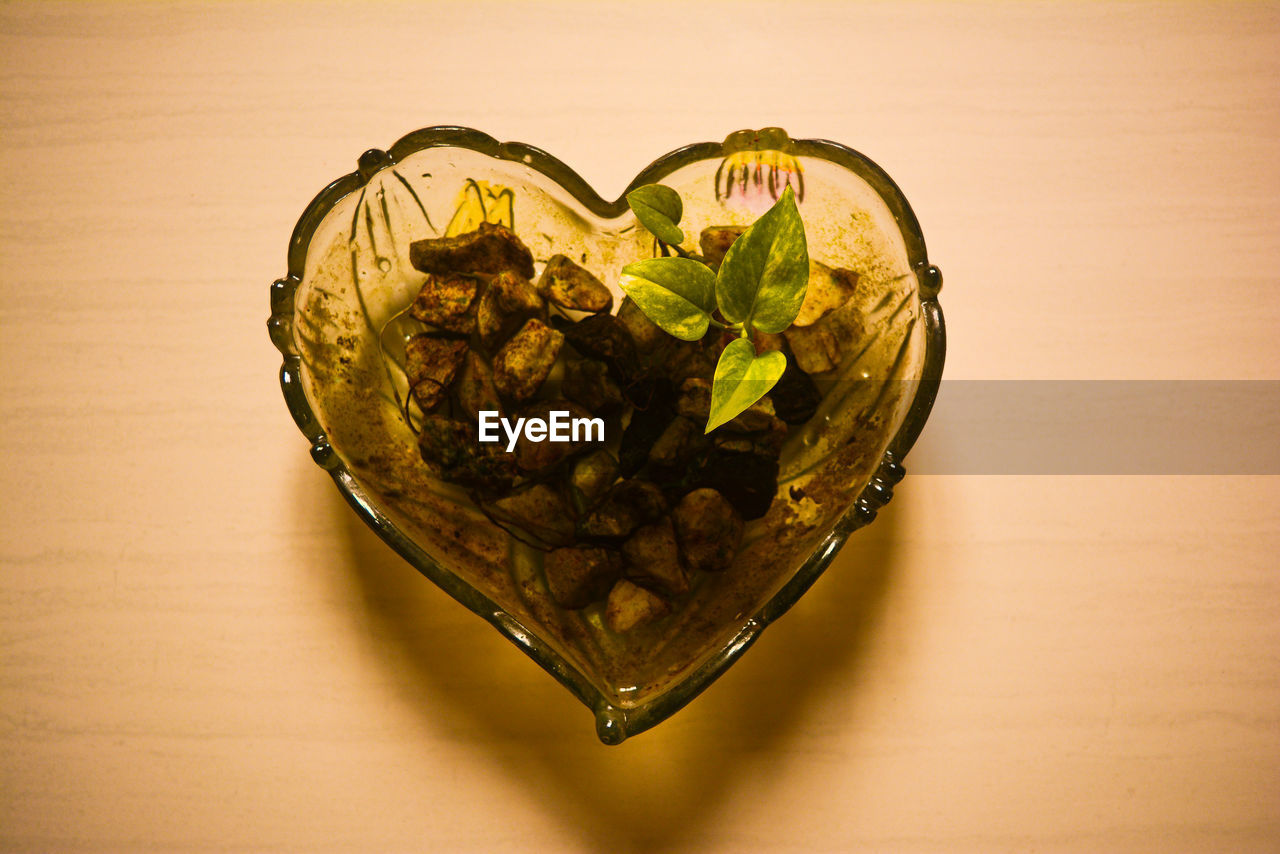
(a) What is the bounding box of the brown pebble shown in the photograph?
[453,351,502,422]
[537,254,613,313]
[409,221,535,279]
[579,479,667,539]
[544,547,622,609]
[622,517,689,597]
[605,579,670,633]
[476,270,546,353]
[672,488,743,573]
[699,225,746,270]
[408,272,480,333]
[486,484,576,548]
[492,318,564,402]
[562,358,624,413]
[405,335,468,411]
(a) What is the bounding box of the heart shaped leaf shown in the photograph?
[627,184,685,246]
[706,338,787,433]
[619,257,717,341]
[716,186,809,334]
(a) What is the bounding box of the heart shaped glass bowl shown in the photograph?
[268,127,944,743]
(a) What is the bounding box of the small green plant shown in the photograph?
[620,183,808,433]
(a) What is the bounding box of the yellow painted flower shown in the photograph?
[446,178,515,236]
[715,128,804,214]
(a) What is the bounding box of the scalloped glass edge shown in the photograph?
[267,126,946,744]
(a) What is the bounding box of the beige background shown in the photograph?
[2,2,1278,851]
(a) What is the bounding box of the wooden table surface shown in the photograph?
[2,2,1277,851]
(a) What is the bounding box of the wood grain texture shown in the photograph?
[1,2,1277,851]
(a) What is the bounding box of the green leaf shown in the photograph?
[619,257,716,341]
[715,185,809,334]
[706,339,787,433]
[627,184,685,246]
